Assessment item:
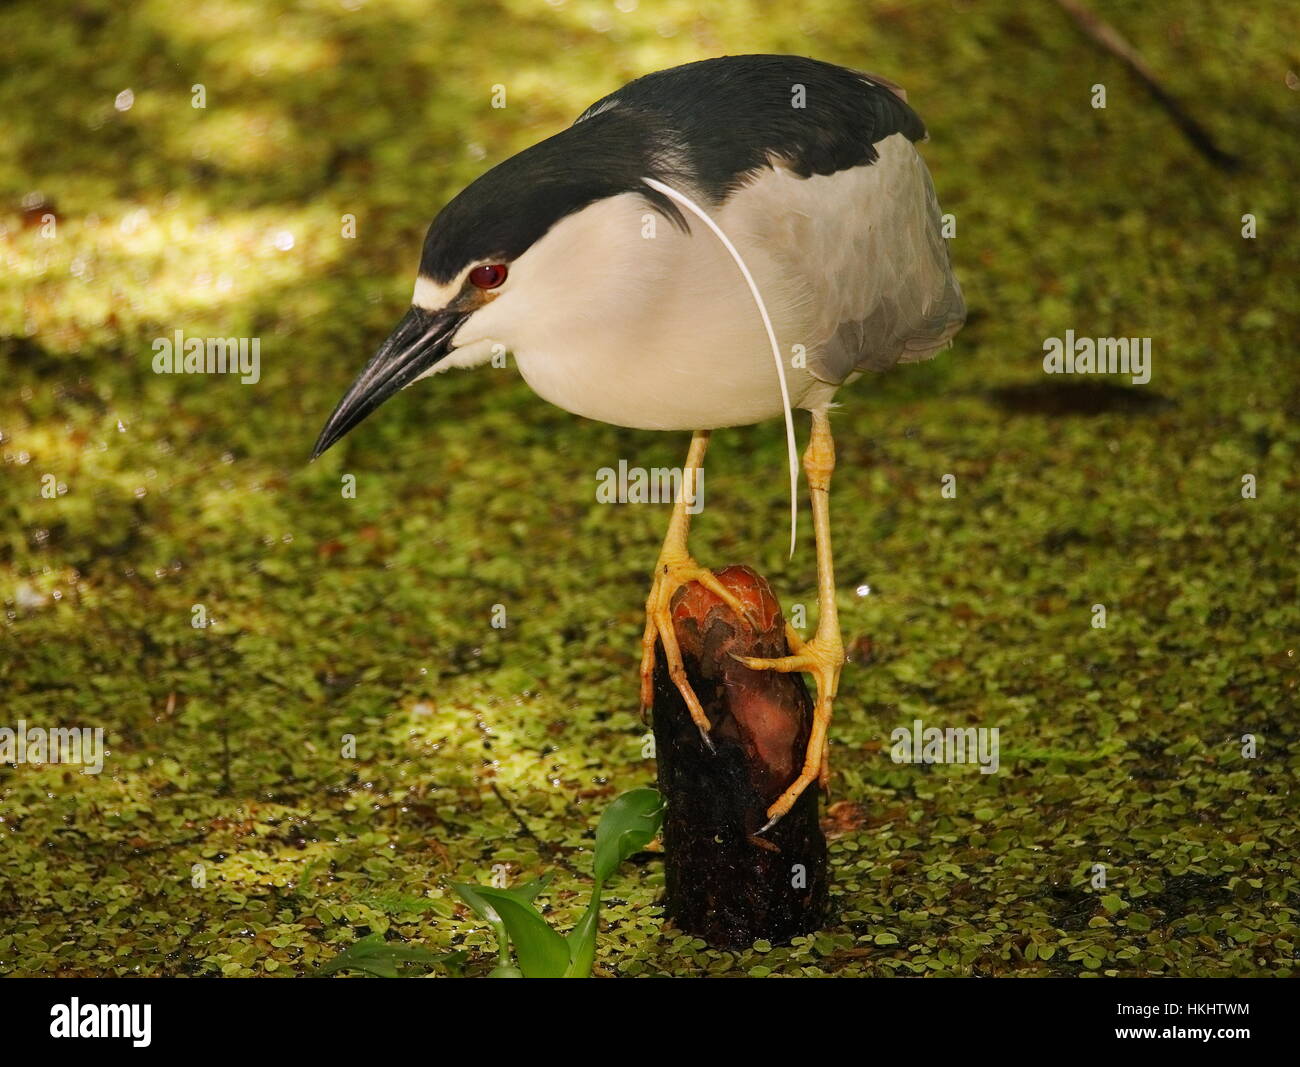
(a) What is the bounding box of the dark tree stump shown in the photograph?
[651,564,829,948]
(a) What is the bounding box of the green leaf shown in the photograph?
[474,889,569,978]
[593,787,664,886]
[446,874,552,925]
[564,892,601,978]
[314,934,466,978]
[447,875,552,967]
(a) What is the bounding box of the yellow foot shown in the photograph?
[639,554,758,747]
[734,632,843,832]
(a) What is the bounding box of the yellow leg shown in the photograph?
[735,409,844,831]
[782,621,830,793]
[640,430,756,745]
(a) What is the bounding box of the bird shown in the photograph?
[312,54,965,831]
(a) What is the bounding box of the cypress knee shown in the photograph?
[650,564,829,948]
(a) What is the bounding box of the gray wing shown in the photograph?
[805,135,965,383]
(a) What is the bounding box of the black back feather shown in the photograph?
[419,54,925,284]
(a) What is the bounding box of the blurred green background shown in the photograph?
[1,0,1296,977]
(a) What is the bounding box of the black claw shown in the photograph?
[698,726,716,753]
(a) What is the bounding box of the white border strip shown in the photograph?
[641,177,800,556]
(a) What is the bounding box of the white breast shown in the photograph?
[455,191,808,430]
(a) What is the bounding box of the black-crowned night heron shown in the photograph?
[313,54,965,830]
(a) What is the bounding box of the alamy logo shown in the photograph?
[151,329,261,384]
[0,719,104,774]
[50,999,151,1046]
[890,718,1000,774]
[595,461,704,514]
[1042,331,1151,385]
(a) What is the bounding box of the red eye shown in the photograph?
[469,264,508,289]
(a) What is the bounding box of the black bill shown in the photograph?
[311,306,467,459]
